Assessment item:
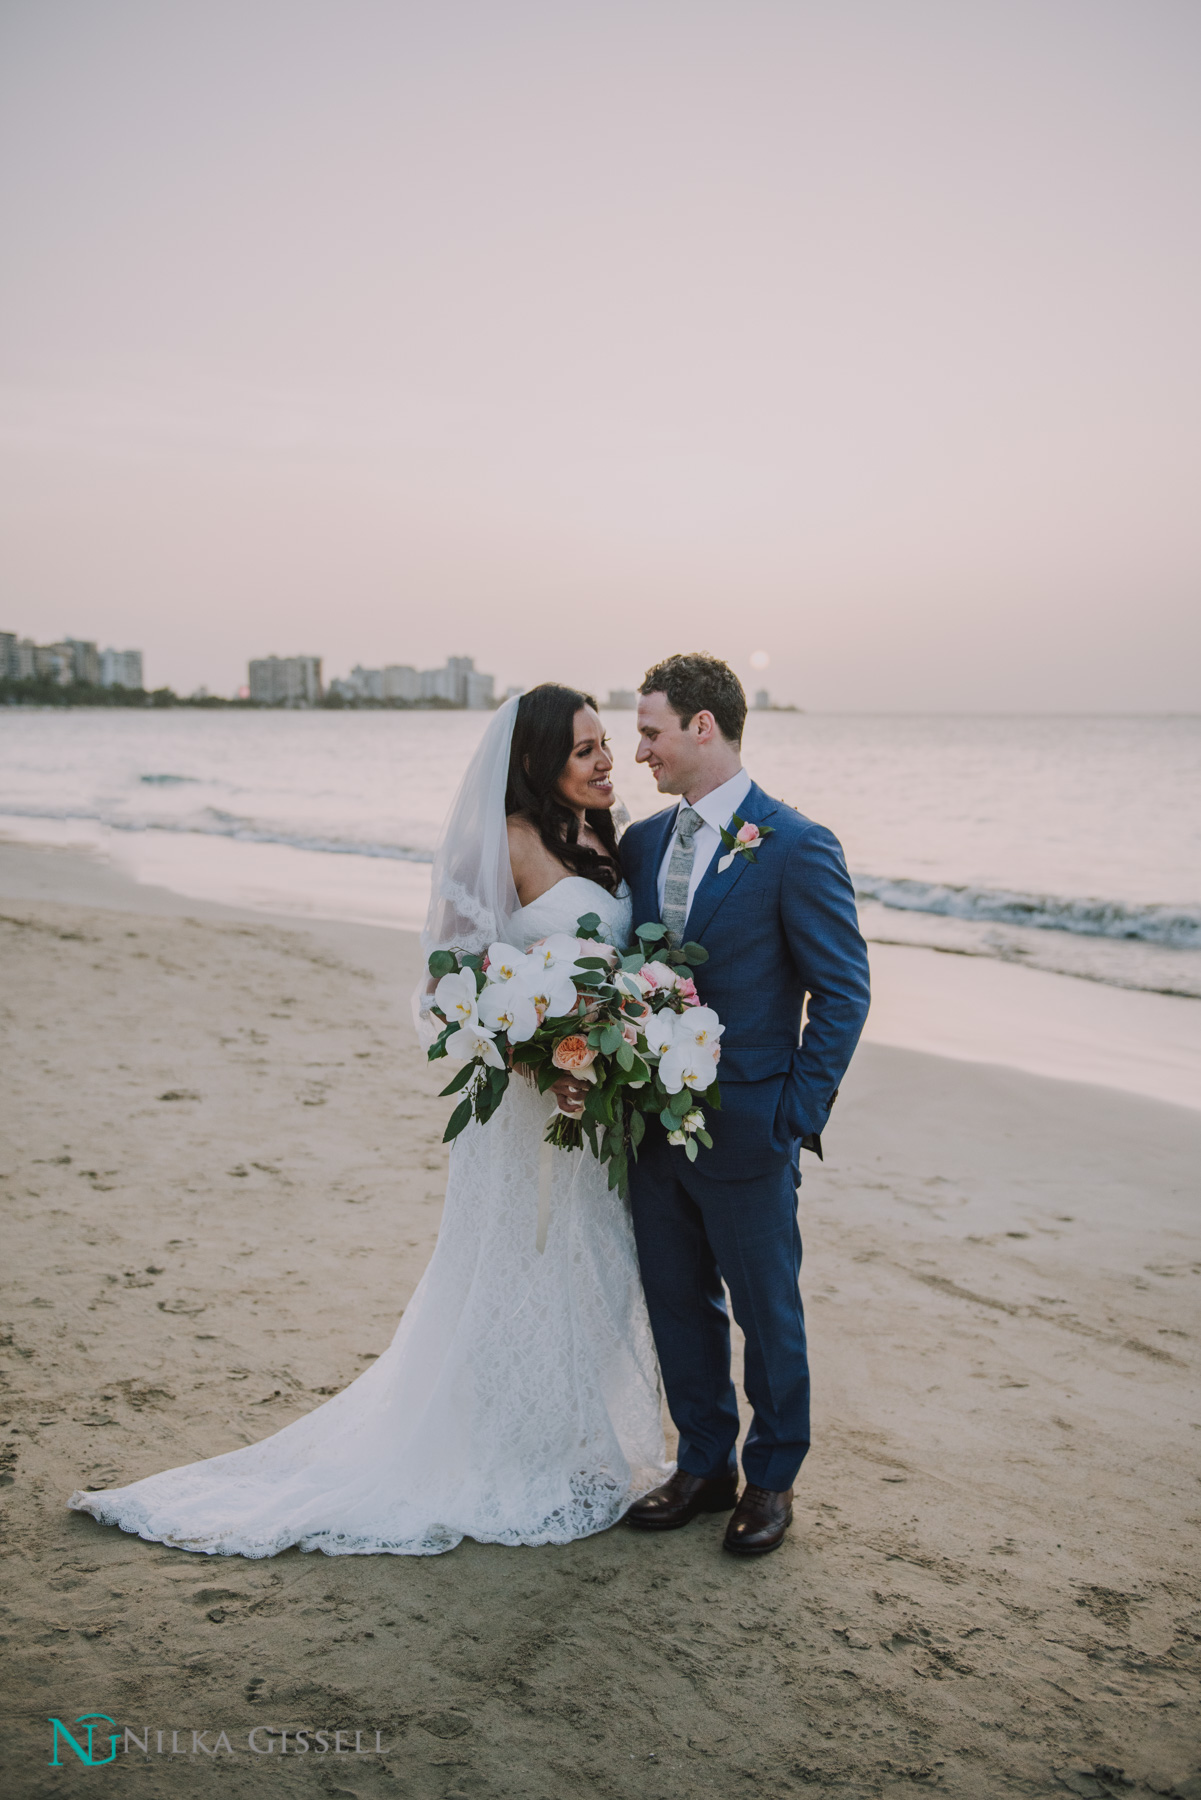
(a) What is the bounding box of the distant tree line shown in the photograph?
[0,675,490,710]
[0,675,228,708]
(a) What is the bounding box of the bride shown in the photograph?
[69,686,670,1556]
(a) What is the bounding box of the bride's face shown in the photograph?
[556,707,615,816]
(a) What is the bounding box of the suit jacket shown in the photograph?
[620,781,871,1181]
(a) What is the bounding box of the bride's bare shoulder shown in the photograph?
[507,814,568,906]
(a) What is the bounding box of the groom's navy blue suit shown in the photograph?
[621,781,871,1490]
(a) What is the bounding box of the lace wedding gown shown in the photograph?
[69,876,669,1557]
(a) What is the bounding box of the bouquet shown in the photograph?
[424,913,723,1196]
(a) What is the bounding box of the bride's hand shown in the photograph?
[550,1073,588,1114]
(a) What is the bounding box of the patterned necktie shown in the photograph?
[661,806,704,944]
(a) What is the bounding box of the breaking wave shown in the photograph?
[853,875,1200,950]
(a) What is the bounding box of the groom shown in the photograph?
[618,653,870,1555]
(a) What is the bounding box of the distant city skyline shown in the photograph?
[2,4,1199,711]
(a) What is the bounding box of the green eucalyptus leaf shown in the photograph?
[635,921,667,941]
[438,1063,476,1098]
[684,1136,699,1162]
[695,1129,713,1149]
[599,1024,623,1056]
[443,1097,474,1143]
[615,1040,634,1072]
[583,1086,608,1125]
[629,1109,645,1150]
[659,1107,677,1131]
[427,950,457,978]
[669,1088,692,1117]
[681,942,709,965]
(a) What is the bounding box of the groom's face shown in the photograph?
[635,691,701,796]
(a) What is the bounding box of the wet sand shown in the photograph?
[1,847,1199,1798]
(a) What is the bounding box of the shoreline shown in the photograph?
[3,833,1199,1113]
[1,882,1198,1793]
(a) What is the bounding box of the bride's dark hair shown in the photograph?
[505,684,621,895]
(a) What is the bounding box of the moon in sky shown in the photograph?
[749,651,770,671]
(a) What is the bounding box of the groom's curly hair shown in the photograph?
[505,684,622,894]
[639,652,747,746]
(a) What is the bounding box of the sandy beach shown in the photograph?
[2,841,1199,1799]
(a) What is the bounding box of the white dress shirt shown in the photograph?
[655,767,754,926]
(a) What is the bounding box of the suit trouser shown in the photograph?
[628,1131,810,1492]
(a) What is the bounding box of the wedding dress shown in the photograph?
[69,705,670,1557]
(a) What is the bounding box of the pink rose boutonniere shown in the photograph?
[716,811,775,875]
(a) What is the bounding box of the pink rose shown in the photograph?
[675,975,700,1006]
[736,822,759,845]
[621,1021,639,1047]
[551,1034,597,1073]
[640,961,678,991]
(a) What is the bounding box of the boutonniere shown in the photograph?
[716,813,774,873]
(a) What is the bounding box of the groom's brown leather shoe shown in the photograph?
[625,1469,740,1531]
[722,1484,794,1556]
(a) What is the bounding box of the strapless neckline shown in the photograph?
[510,875,632,950]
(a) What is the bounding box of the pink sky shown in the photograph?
[2,0,1199,707]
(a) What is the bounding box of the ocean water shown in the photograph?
[1,708,1198,1000]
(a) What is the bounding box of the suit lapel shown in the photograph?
[684,782,780,943]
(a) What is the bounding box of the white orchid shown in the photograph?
[477,982,538,1043]
[485,942,527,985]
[518,963,580,1023]
[444,1020,505,1068]
[658,1041,718,1095]
[527,934,584,976]
[434,967,482,1027]
[673,1006,724,1055]
[640,1010,677,1058]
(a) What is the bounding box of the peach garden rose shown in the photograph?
[551,1034,597,1074]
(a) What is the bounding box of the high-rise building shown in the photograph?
[348,664,385,700]
[99,648,143,689]
[38,643,76,683]
[419,664,458,702]
[331,654,494,706]
[0,632,15,678]
[383,664,421,701]
[64,638,101,685]
[754,688,771,711]
[464,669,494,709]
[248,655,323,705]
